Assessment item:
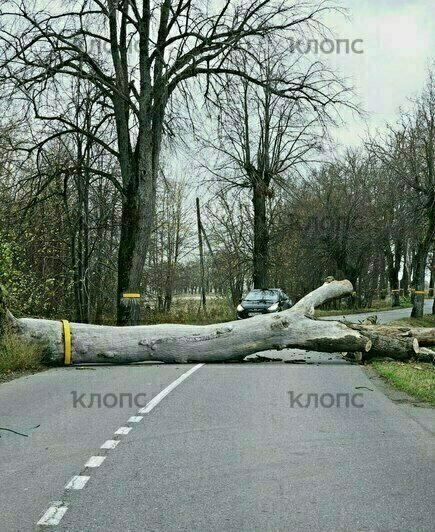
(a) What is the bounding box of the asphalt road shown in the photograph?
[0,304,434,531]
[321,298,434,325]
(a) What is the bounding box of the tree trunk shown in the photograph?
[3,280,423,365]
[196,198,206,312]
[429,252,435,299]
[113,55,163,325]
[74,164,90,323]
[411,204,435,317]
[117,168,157,325]
[230,276,245,307]
[417,347,435,363]
[0,285,7,335]
[357,325,435,346]
[411,243,428,318]
[402,260,409,296]
[386,241,402,307]
[252,184,269,288]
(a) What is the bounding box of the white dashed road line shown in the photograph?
[114,426,132,435]
[128,416,143,423]
[100,439,120,450]
[37,364,204,527]
[65,475,90,490]
[37,502,68,526]
[85,456,106,468]
[139,363,204,414]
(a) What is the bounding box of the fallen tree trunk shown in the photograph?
[415,347,435,363]
[347,325,419,361]
[353,325,435,347]
[0,280,421,364]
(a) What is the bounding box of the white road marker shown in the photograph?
[85,456,106,468]
[37,502,68,526]
[114,426,132,435]
[138,363,204,414]
[37,366,203,527]
[128,416,143,422]
[65,475,90,490]
[101,439,119,449]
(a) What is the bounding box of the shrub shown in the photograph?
[0,326,43,374]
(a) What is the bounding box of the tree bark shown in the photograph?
[0,285,7,336]
[428,252,435,298]
[402,259,409,296]
[2,279,423,365]
[411,243,428,318]
[354,325,435,347]
[386,241,402,307]
[416,347,435,363]
[252,184,269,288]
[116,160,157,325]
[196,198,206,311]
[345,324,419,360]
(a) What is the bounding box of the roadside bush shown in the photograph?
[0,326,43,374]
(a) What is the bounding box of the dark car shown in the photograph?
[236,288,293,319]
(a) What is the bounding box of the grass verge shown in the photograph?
[0,326,44,379]
[372,360,435,405]
[388,314,435,328]
[142,297,235,325]
[315,302,412,317]
[371,312,435,405]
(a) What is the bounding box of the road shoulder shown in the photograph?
[364,365,434,434]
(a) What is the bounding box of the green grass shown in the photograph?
[389,314,435,328]
[371,311,435,405]
[142,296,235,325]
[372,360,435,405]
[0,326,44,376]
[315,300,412,317]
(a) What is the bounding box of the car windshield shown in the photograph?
[243,290,279,302]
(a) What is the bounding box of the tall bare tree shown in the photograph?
[0,0,345,323]
[204,191,252,305]
[368,68,435,317]
[199,44,352,287]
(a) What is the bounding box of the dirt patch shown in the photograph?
[0,367,47,385]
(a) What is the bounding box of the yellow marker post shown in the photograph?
[121,293,142,326]
[61,319,72,365]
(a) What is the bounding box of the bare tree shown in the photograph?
[368,68,435,317]
[199,44,352,287]
[0,0,346,323]
[204,191,252,305]
[146,175,191,311]
[372,158,410,307]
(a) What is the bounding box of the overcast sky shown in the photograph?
[325,0,434,149]
[162,0,435,186]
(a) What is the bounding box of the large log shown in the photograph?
[416,347,435,363]
[4,280,372,364]
[354,325,435,347]
[0,280,421,364]
[347,325,419,360]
